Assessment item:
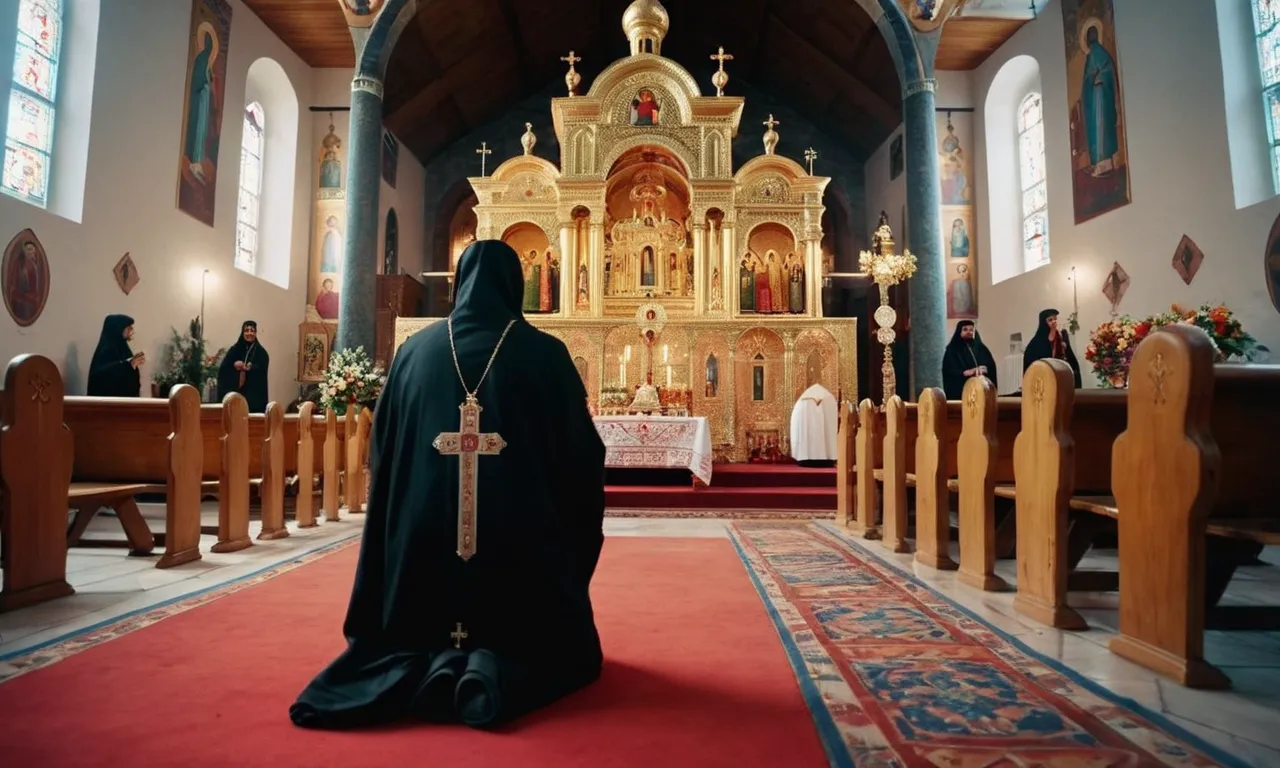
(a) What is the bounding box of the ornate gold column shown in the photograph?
[559,223,575,315]
[590,219,605,317]
[692,222,707,316]
[806,238,822,318]
[722,221,736,316]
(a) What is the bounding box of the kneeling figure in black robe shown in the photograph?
[290,239,607,730]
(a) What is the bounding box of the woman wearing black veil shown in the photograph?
[87,314,143,397]
[1022,308,1082,388]
[942,320,998,399]
[217,320,270,412]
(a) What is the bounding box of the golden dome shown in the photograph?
[623,0,670,56]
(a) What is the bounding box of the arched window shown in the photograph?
[3,0,64,207]
[1251,0,1280,191]
[1017,92,1049,271]
[235,101,265,274]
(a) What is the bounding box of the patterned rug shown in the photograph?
[728,521,1245,768]
[606,508,833,520]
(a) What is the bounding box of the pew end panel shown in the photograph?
[0,355,75,612]
[914,388,957,572]
[1107,325,1233,690]
[853,399,882,539]
[880,396,911,553]
[257,402,289,541]
[212,393,252,554]
[1012,360,1088,630]
[956,376,1010,592]
[835,400,857,527]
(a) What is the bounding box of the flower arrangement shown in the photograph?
[1085,303,1259,387]
[1084,315,1149,389]
[319,346,385,415]
[1149,303,1257,361]
[153,318,226,402]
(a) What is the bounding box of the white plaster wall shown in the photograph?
[0,0,315,402]
[972,0,1280,387]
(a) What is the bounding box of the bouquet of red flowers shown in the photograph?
[1085,316,1152,388]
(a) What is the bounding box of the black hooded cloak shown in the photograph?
[290,239,606,731]
[217,320,270,412]
[86,314,141,397]
[1023,308,1082,388]
[942,320,998,399]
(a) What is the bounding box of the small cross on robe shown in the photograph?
[476,142,493,177]
[451,622,468,649]
[433,394,506,560]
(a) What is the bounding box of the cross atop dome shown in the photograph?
[623,0,670,56]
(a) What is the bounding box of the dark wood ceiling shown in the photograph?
[243,1,1027,164]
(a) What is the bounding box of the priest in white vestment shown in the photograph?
[790,383,838,466]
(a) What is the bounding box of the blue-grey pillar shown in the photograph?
[902,77,946,394]
[336,74,383,354]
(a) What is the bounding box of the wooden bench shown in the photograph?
[834,400,857,527]
[1106,325,1280,688]
[62,386,205,570]
[0,355,75,612]
[912,388,960,572]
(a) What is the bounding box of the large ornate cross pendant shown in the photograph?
[433,394,506,560]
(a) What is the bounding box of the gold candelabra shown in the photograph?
[858,211,917,405]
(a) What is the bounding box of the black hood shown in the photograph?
[1033,308,1060,341]
[451,239,525,326]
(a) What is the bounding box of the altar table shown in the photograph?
[592,416,714,485]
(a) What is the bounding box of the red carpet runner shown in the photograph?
[0,538,829,767]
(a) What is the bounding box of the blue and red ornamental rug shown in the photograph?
[729,521,1246,768]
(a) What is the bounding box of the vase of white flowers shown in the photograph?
[319,346,386,416]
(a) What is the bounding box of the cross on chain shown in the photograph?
[451,622,468,649]
[476,142,493,177]
[433,394,506,560]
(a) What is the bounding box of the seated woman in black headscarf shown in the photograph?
[87,314,143,397]
[942,319,997,399]
[216,320,270,412]
[1022,308,1082,388]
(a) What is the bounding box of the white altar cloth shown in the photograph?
[592,415,714,485]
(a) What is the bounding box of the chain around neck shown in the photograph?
[447,316,517,399]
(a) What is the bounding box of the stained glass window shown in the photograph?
[3,0,62,207]
[1017,92,1050,271]
[235,102,266,273]
[1253,1,1280,191]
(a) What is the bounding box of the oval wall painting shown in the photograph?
[1269,211,1280,315]
[2,228,50,328]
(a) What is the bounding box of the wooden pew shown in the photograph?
[256,403,287,541]
[322,407,340,522]
[1012,360,1126,630]
[62,386,204,570]
[211,393,252,554]
[880,396,911,553]
[0,355,75,612]
[1107,326,1280,688]
[286,402,320,528]
[913,388,959,572]
[955,378,1023,591]
[851,399,881,538]
[834,400,857,527]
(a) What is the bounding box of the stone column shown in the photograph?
[336,74,384,354]
[903,76,946,393]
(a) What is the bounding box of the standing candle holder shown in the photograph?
[858,211,918,406]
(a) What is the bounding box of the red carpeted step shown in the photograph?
[708,463,836,489]
[606,485,836,511]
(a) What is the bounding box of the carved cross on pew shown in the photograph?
[433,395,506,560]
[476,142,493,177]
[451,622,468,649]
